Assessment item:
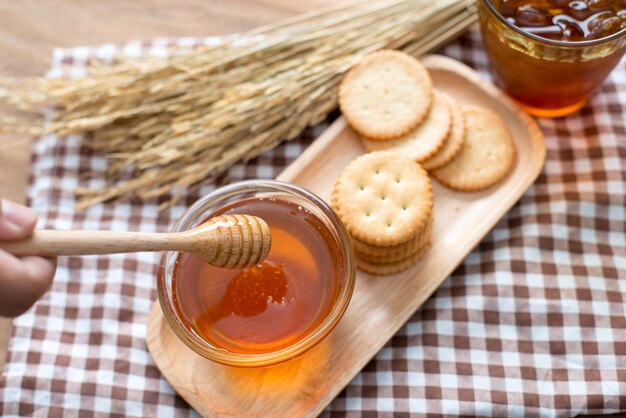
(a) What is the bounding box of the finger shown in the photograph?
[0,199,38,241]
[0,251,56,317]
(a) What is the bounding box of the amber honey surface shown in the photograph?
[495,0,625,41]
[480,0,626,116]
[172,197,340,354]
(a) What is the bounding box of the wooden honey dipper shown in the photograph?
[0,214,271,269]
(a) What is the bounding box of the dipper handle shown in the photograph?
[0,214,271,269]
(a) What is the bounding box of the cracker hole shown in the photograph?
[381,195,386,201]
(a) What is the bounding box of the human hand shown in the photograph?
[0,199,56,317]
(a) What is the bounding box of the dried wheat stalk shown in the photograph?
[0,0,476,210]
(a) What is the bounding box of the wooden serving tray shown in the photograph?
[146,55,546,417]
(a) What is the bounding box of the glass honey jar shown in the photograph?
[157,180,356,367]
[478,0,626,118]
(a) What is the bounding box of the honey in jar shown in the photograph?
[171,197,341,354]
[497,0,626,41]
[478,0,626,117]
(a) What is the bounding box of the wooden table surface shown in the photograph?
[0,0,333,375]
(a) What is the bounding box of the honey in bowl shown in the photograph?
[478,0,626,117]
[172,197,341,355]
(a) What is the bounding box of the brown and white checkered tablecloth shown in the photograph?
[1,27,626,417]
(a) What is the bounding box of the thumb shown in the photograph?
[0,199,38,241]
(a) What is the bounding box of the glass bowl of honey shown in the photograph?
[478,0,626,118]
[157,180,356,367]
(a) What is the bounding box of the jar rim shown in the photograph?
[478,0,626,48]
[157,179,356,367]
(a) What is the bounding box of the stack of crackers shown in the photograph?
[332,50,517,275]
[331,152,433,275]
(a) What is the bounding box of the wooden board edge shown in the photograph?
[146,302,218,418]
[277,118,348,183]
